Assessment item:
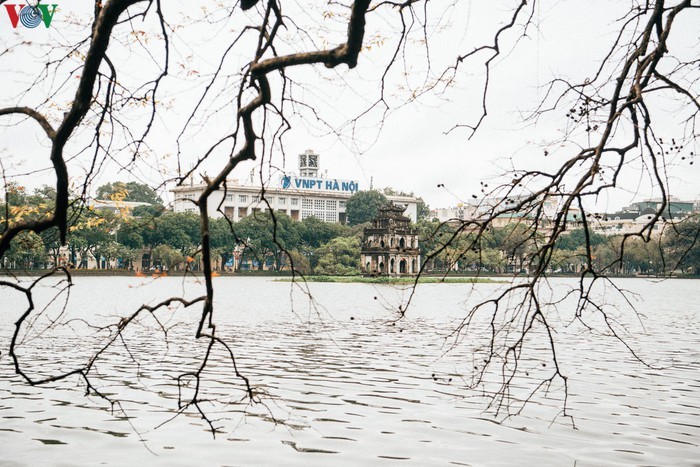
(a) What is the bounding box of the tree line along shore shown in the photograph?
[2,182,699,277]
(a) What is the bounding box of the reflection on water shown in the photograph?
[0,276,699,465]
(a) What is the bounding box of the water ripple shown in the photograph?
[0,277,698,465]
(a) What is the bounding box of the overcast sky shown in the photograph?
[1,0,698,212]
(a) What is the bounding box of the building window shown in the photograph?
[291,198,299,206]
[302,199,313,209]
[182,193,195,200]
[278,197,286,205]
[239,195,248,203]
[339,200,346,208]
[252,195,261,203]
[326,200,337,210]
[314,199,325,209]
[225,194,234,202]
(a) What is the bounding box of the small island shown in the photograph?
[276,275,500,284]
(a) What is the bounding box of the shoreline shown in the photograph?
[1,269,697,281]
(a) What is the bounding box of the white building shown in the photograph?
[430,204,479,223]
[430,196,560,224]
[171,150,419,223]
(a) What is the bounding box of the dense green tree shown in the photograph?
[115,219,146,250]
[209,217,236,250]
[152,244,185,270]
[298,216,348,248]
[96,181,165,219]
[416,200,431,221]
[314,236,361,275]
[346,190,388,226]
[70,210,116,268]
[415,219,455,270]
[287,249,311,274]
[113,244,139,269]
[593,238,623,274]
[236,212,299,271]
[143,212,200,253]
[96,181,163,206]
[435,228,473,271]
[132,204,166,218]
[480,248,507,273]
[40,227,63,267]
[208,217,237,268]
[556,228,606,251]
[3,231,45,269]
[485,222,537,272]
[416,220,543,273]
[3,181,28,207]
[296,216,350,268]
[622,237,663,274]
[98,241,125,269]
[414,221,511,273]
[1,183,56,228]
[664,219,700,274]
[26,185,57,207]
[549,248,586,273]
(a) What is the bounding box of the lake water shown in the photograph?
[0,276,699,465]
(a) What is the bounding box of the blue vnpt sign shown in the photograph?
[280,175,359,193]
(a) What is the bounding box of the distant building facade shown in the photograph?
[361,203,421,276]
[430,197,559,225]
[429,195,699,238]
[171,150,419,223]
[590,197,697,236]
